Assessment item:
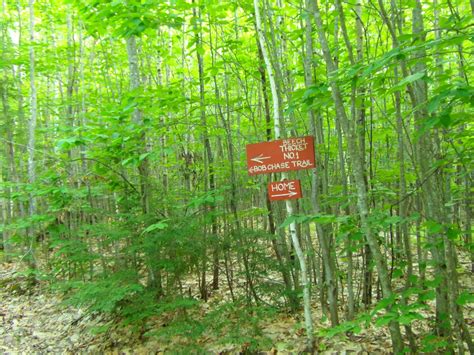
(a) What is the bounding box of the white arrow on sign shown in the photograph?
[271,190,298,198]
[251,153,271,164]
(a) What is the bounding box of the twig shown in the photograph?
[390,166,440,209]
[71,158,139,194]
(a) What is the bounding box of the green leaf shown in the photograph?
[90,323,112,335]
[142,221,169,234]
[375,312,398,327]
[56,137,86,150]
[139,152,151,161]
[279,215,299,229]
[311,214,337,224]
[425,220,444,234]
[427,94,445,113]
[419,290,436,302]
[121,157,137,166]
[456,292,474,306]
[392,268,403,279]
[374,295,396,312]
[398,312,424,325]
[388,72,425,94]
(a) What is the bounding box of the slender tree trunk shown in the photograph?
[1,1,12,259]
[394,67,417,352]
[377,0,454,343]
[312,1,404,351]
[304,0,339,327]
[126,36,150,215]
[208,23,258,299]
[14,1,26,224]
[192,4,218,301]
[26,0,38,274]
[255,30,297,311]
[254,0,314,348]
[411,1,453,343]
[387,3,417,351]
[126,35,159,293]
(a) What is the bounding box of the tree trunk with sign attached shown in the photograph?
[253,0,314,349]
[256,38,298,311]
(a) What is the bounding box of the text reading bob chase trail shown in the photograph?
[246,136,315,175]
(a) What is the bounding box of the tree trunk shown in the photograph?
[192,4,218,301]
[254,0,314,348]
[312,1,404,351]
[304,0,339,327]
[256,38,297,310]
[26,0,38,274]
[126,35,159,292]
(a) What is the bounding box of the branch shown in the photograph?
[390,166,440,209]
[71,158,139,195]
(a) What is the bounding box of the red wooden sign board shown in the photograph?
[268,179,302,201]
[246,136,315,175]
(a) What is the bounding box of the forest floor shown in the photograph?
[1,259,471,354]
[0,260,391,354]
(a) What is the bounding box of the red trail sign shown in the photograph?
[246,136,315,175]
[268,179,302,201]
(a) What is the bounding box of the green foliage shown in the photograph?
[320,313,371,338]
[141,220,169,235]
[1,214,55,233]
[289,83,332,113]
[62,270,144,313]
[142,302,274,352]
[1,0,472,352]
[421,334,450,353]
[279,213,338,229]
[237,228,296,307]
[386,71,426,95]
[72,0,185,38]
[456,291,474,306]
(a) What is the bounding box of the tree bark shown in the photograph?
[192,4,219,301]
[312,1,404,351]
[126,35,159,292]
[304,0,339,327]
[26,0,38,274]
[254,0,314,348]
[256,38,297,310]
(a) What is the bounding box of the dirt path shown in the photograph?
[0,262,386,354]
[7,260,469,354]
[0,262,369,354]
[0,264,126,354]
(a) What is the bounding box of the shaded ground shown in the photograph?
[0,262,138,354]
[0,261,388,354]
[4,259,471,354]
[0,263,379,354]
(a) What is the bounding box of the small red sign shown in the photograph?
[268,179,303,201]
[246,136,315,175]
